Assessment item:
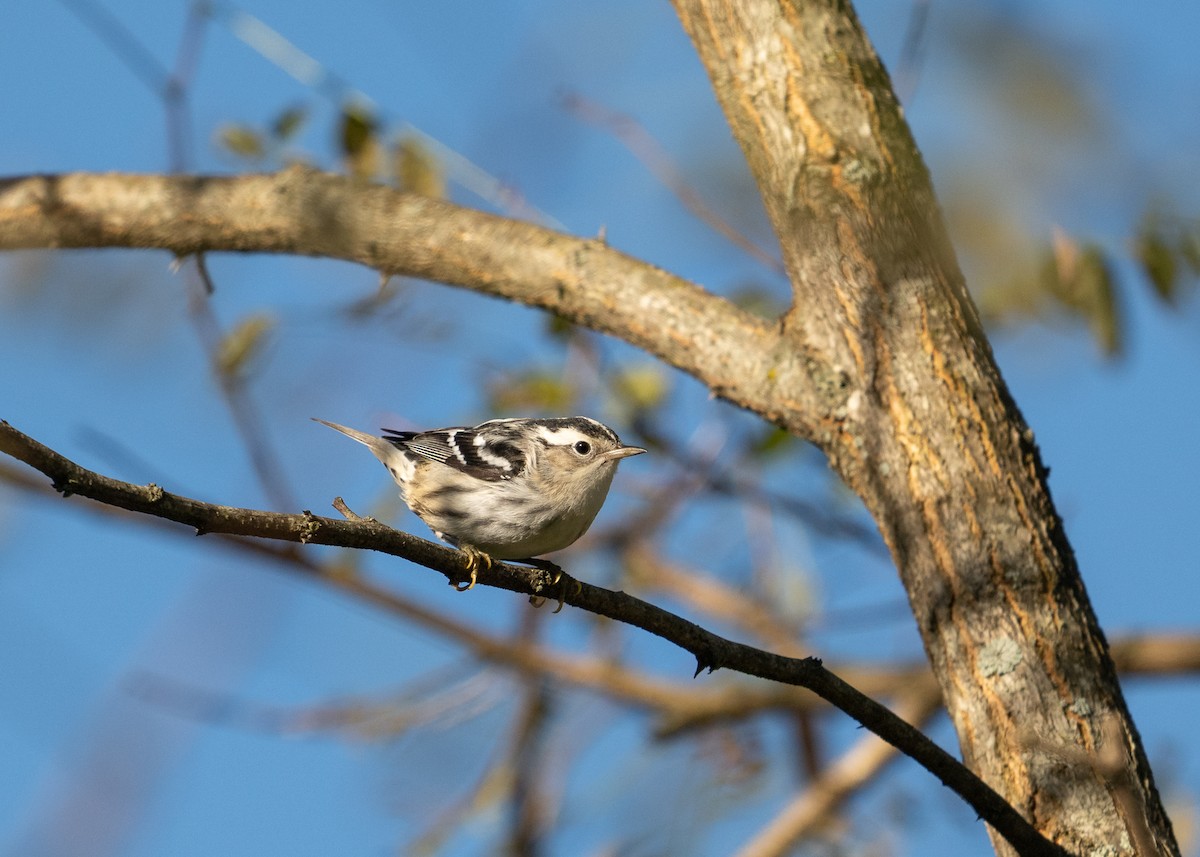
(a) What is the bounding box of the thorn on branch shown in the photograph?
[52,478,77,498]
[525,559,578,613]
[331,496,362,521]
[694,645,722,678]
[195,253,215,294]
[299,510,321,544]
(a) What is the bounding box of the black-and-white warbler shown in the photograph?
[314,416,645,591]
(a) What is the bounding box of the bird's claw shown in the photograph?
[455,546,493,591]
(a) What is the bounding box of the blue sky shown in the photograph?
[2,2,1199,855]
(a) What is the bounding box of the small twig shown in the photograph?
[57,0,171,97]
[563,92,786,275]
[894,0,931,105]
[183,253,298,511]
[331,496,364,521]
[127,663,496,738]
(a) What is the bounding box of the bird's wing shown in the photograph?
[382,426,526,481]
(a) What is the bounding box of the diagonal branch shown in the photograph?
[10,445,1198,730]
[0,419,1066,857]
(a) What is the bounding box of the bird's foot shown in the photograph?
[455,545,493,591]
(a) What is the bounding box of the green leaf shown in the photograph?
[1136,229,1177,304]
[339,104,380,179]
[216,313,275,380]
[544,313,577,340]
[271,105,308,141]
[610,365,669,412]
[1176,227,1200,277]
[1077,246,1120,357]
[339,104,376,156]
[487,372,575,413]
[1041,235,1121,357]
[393,135,445,198]
[747,425,794,458]
[216,124,265,159]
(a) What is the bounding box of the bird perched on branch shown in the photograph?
[314,416,645,594]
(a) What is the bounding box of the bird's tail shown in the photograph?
[311,418,380,448]
[313,418,414,483]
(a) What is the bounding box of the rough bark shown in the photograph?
[672,0,1175,854]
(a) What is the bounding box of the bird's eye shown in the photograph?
[573,440,592,456]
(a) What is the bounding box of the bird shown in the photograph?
[313,416,645,596]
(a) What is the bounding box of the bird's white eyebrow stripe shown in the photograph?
[535,425,599,446]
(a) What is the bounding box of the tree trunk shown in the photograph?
[671,0,1176,854]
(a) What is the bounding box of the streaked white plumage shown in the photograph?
[314,416,645,589]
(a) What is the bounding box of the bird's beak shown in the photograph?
[604,445,647,461]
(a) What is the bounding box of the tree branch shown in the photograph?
[0,419,1067,857]
[9,447,1197,734]
[0,169,832,439]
